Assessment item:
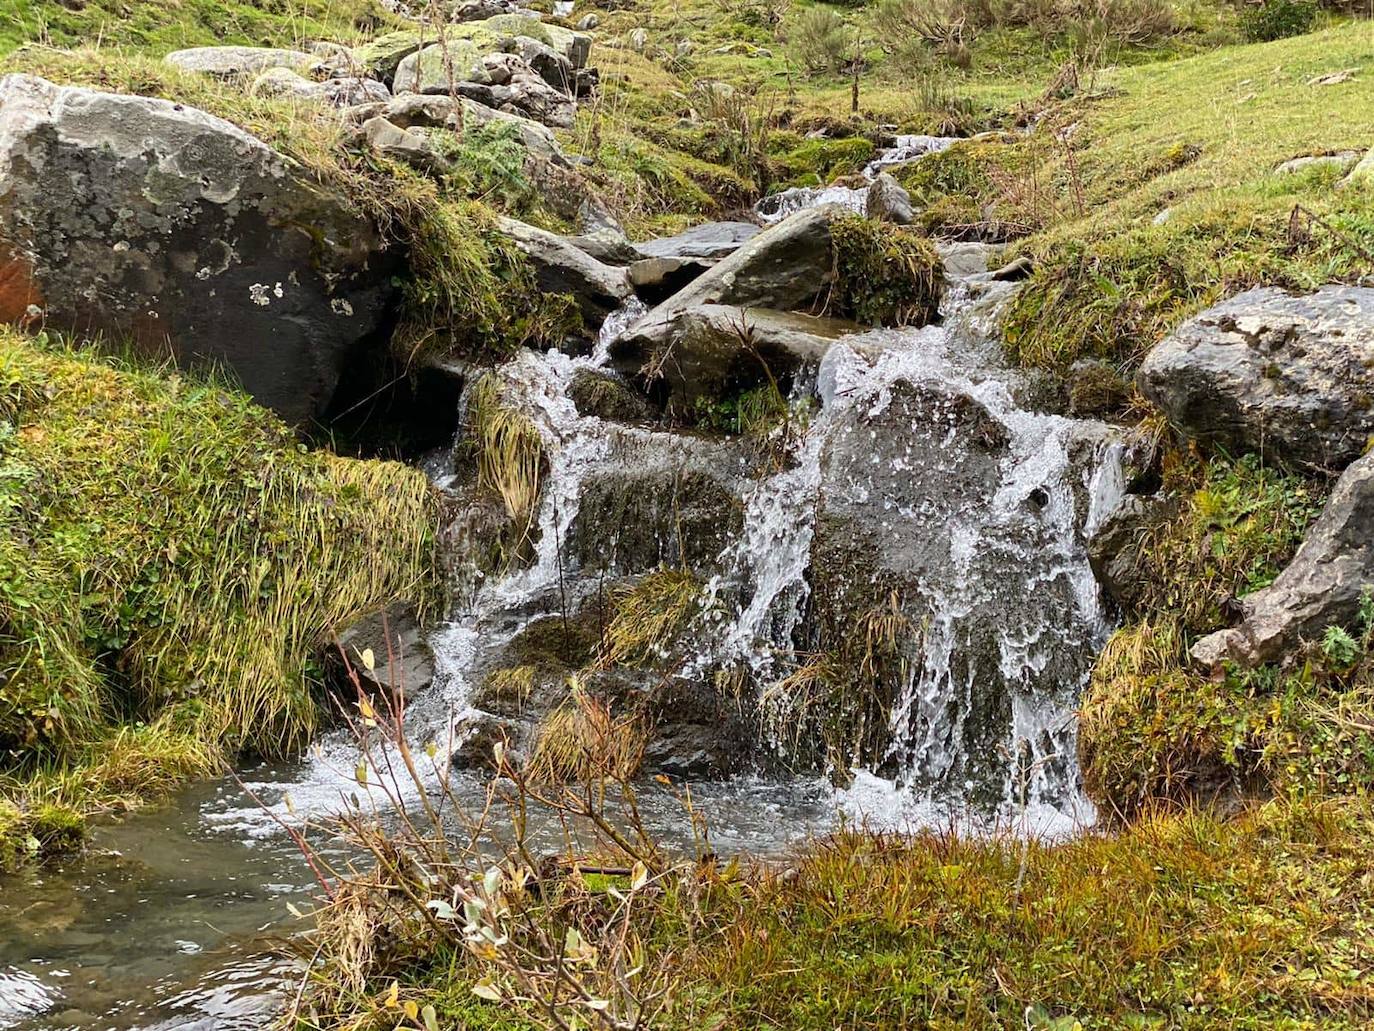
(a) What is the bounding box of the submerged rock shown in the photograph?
[1138,286,1374,473]
[1192,450,1374,669]
[0,74,395,425]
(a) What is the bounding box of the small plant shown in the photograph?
[1321,625,1360,669]
[788,6,850,74]
[1241,0,1317,41]
[468,374,546,542]
[598,567,703,669]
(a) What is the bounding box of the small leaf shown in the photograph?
[354,761,368,786]
[403,1000,419,1020]
[471,979,503,1002]
[483,866,503,896]
[360,647,376,672]
[384,981,399,1008]
[426,899,457,920]
[630,861,648,891]
[422,1003,439,1031]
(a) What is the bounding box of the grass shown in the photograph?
[596,567,703,669]
[0,330,439,861]
[467,373,546,548]
[0,0,400,55]
[828,215,946,325]
[996,23,1374,371]
[525,678,648,783]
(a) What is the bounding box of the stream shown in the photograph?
[1,134,1120,1028]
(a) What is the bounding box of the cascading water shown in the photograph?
[757,133,960,223]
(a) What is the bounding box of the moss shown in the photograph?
[0,331,438,856]
[770,136,877,188]
[828,216,944,326]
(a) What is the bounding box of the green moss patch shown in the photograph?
[828,215,944,325]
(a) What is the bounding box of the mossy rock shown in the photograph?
[568,370,652,422]
[829,216,943,326]
[770,136,876,189]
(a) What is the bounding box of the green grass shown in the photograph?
[997,22,1374,371]
[0,330,439,861]
[0,0,399,56]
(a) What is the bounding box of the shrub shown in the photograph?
[788,6,851,74]
[872,0,975,68]
[1241,0,1318,41]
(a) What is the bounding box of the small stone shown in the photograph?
[865,172,914,225]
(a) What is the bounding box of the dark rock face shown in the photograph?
[1192,449,1374,668]
[1138,286,1374,473]
[328,603,435,704]
[611,303,863,413]
[570,463,744,576]
[567,369,652,422]
[1088,493,1180,610]
[0,75,397,425]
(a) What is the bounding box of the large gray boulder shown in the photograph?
[808,364,1113,800]
[644,204,843,319]
[166,46,312,78]
[0,75,396,424]
[395,45,576,127]
[1138,286,1374,473]
[497,217,631,326]
[1192,449,1374,669]
[610,304,863,413]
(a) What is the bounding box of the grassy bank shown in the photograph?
[0,330,440,864]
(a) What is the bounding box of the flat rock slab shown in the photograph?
[1138,285,1374,473]
[497,216,631,326]
[0,74,395,425]
[166,46,313,77]
[635,220,761,261]
[611,302,864,412]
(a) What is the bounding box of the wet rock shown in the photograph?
[627,255,710,303]
[330,603,434,704]
[809,371,1112,800]
[497,217,632,326]
[570,228,643,266]
[571,463,744,575]
[576,13,601,30]
[0,75,395,425]
[634,220,760,261]
[165,45,312,78]
[1088,493,1180,610]
[568,368,653,421]
[361,116,451,173]
[646,205,844,317]
[611,303,864,413]
[641,676,752,777]
[866,173,914,225]
[1192,450,1374,669]
[452,710,526,770]
[1137,286,1374,472]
